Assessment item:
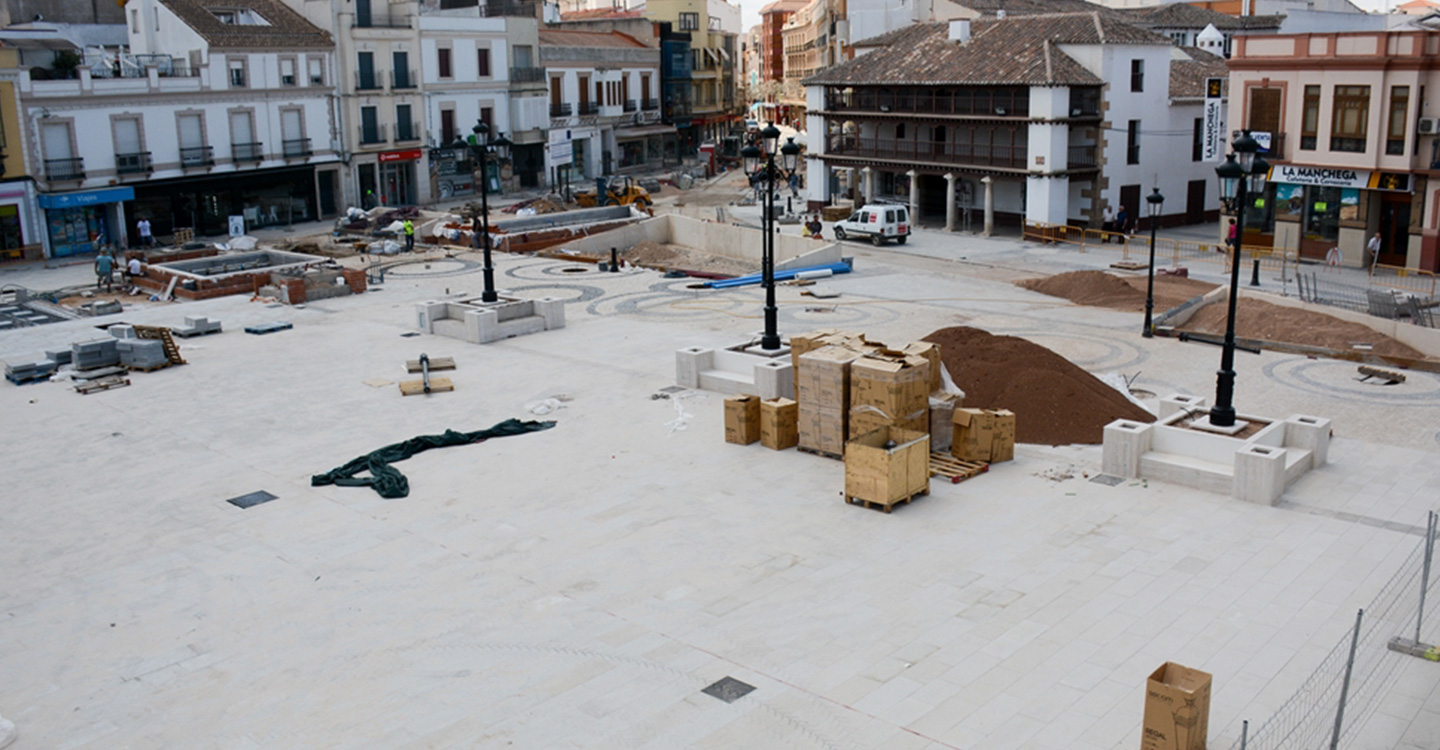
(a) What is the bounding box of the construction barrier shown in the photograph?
[1369,263,1439,298]
[1022,220,1299,275]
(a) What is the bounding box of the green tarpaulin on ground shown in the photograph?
[311,418,556,498]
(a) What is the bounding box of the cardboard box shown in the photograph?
[844,426,930,506]
[929,394,958,453]
[798,404,848,456]
[1142,662,1211,750]
[760,398,799,450]
[791,329,869,398]
[902,341,943,395]
[796,345,862,453]
[848,350,931,439]
[952,408,994,462]
[724,394,761,445]
[989,409,1016,463]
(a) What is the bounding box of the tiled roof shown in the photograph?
[539,29,652,47]
[160,0,331,49]
[805,13,1170,87]
[1169,46,1228,99]
[955,0,1109,16]
[1118,3,1284,30]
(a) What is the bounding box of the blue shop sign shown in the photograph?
[38,186,135,210]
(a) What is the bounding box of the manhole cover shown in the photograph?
[400,332,421,338]
[227,490,278,509]
[1089,474,1125,486]
[561,267,590,273]
[702,676,755,703]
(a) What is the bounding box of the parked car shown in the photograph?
[833,204,910,245]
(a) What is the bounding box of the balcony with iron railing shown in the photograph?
[394,122,421,143]
[578,102,600,116]
[1067,145,1099,169]
[550,102,572,117]
[283,138,312,158]
[180,145,214,168]
[232,142,264,163]
[511,67,545,84]
[642,98,659,111]
[359,125,387,146]
[116,151,152,175]
[45,157,84,181]
[824,89,1031,118]
[623,99,637,112]
[391,69,417,90]
[825,135,1027,169]
[356,71,382,92]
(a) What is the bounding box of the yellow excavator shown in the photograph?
[574,176,652,209]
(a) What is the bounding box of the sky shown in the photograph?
[734,0,1405,34]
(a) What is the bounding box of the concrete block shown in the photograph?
[45,349,72,365]
[676,347,714,389]
[1158,393,1206,421]
[184,316,208,328]
[108,324,137,340]
[1102,419,1154,478]
[415,301,447,334]
[533,297,566,330]
[464,308,495,344]
[1233,443,1287,505]
[1284,415,1331,467]
[753,358,794,400]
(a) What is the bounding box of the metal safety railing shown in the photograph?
[1369,263,1439,298]
[1022,220,1299,276]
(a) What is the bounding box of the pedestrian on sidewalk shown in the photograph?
[1114,206,1129,243]
[1367,232,1382,270]
[1102,205,1114,236]
[403,218,415,252]
[137,217,154,248]
[1226,218,1238,254]
[94,251,115,293]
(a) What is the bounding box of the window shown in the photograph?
[280,58,296,86]
[1127,119,1140,164]
[514,45,533,69]
[357,52,376,90]
[895,123,905,139]
[1387,85,1409,156]
[1330,85,1369,153]
[281,109,306,156]
[1300,84,1320,150]
[228,59,246,88]
[392,51,410,88]
[1130,59,1143,93]
[709,15,721,30]
[214,10,235,24]
[438,47,452,79]
[1192,117,1203,162]
[113,117,145,173]
[177,113,208,166]
[395,104,413,141]
[477,47,491,77]
[130,9,138,32]
[360,106,380,144]
[440,108,456,145]
[480,106,493,130]
[308,58,323,85]
[679,12,699,30]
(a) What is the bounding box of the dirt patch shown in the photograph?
[1019,270,1216,312]
[1179,297,1427,359]
[922,326,1154,445]
[617,241,757,277]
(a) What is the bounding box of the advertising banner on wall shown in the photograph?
[1202,78,1225,163]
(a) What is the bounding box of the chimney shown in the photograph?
[948,18,971,43]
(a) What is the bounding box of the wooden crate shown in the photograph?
[844,426,930,512]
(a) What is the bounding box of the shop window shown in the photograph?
[1300,85,1320,151]
[1303,186,1342,244]
[1387,85,1408,156]
[1330,85,1368,153]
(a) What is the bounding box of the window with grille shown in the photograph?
[1330,85,1369,153]
[1386,86,1408,156]
[1300,85,1320,150]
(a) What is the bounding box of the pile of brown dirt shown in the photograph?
[1179,297,1428,359]
[623,240,681,265]
[1019,270,1216,312]
[620,241,757,277]
[922,326,1154,445]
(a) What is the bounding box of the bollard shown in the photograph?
[1251,258,1261,287]
[610,246,620,272]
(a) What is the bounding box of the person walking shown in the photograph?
[94,251,115,292]
[1102,205,1114,236]
[137,217,153,248]
[1367,232,1382,270]
[403,218,415,252]
[1114,206,1129,243]
[1226,218,1238,254]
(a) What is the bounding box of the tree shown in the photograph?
[51,50,82,80]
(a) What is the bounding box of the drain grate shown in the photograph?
[227,490,278,509]
[702,676,755,703]
[1089,474,1125,486]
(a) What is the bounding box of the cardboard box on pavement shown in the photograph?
[989,409,1016,462]
[952,408,994,462]
[848,349,931,439]
[760,398,799,450]
[1141,662,1211,750]
[724,394,761,445]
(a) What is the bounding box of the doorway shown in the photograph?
[1119,184,1140,231]
[1378,193,1411,267]
[1185,180,1206,224]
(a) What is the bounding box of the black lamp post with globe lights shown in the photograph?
[1142,187,1165,338]
[1208,129,1269,428]
[466,120,511,303]
[740,123,801,351]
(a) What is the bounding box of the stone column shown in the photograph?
[907,170,919,225]
[861,166,874,204]
[944,173,957,232]
[981,176,994,237]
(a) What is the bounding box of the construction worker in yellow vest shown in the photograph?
[403,219,415,252]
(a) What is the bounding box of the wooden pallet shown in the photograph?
[132,324,186,365]
[929,452,989,484]
[5,372,52,385]
[399,376,453,396]
[406,356,456,373]
[798,445,843,461]
[845,487,929,514]
[75,375,130,394]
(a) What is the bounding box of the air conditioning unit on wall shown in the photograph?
[1419,117,1440,135]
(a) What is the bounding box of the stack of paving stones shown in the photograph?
[117,339,168,369]
[72,338,121,371]
[108,324,137,340]
[45,348,72,366]
[171,316,222,337]
[4,358,57,384]
[0,302,53,329]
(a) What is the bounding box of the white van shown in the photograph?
[833,205,910,245]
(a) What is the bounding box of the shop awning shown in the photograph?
[615,124,678,139]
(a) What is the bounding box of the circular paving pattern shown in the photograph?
[377,258,483,278]
[988,329,1149,372]
[505,260,647,282]
[502,283,608,305]
[1262,357,1440,405]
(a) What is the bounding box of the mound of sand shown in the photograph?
[922,326,1154,445]
[1019,270,1216,313]
[1179,298,1427,359]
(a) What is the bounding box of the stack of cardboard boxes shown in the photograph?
[848,350,931,438]
[952,408,1015,463]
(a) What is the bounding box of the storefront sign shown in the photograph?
[379,149,422,163]
[1202,78,1224,163]
[549,128,573,166]
[37,186,135,210]
[1252,131,1272,153]
[1269,165,1370,189]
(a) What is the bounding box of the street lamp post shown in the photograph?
[1142,187,1165,338]
[1209,129,1269,427]
[468,120,511,304]
[741,124,800,351]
